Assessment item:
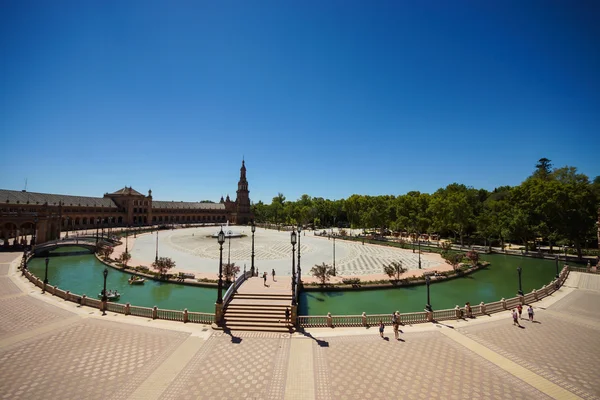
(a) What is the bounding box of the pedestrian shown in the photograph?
[392,312,400,340]
[527,305,534,322]
[512,309,520,326]
[465,302,472,318]
[272,269,276,281]
[517,304,523,319]
[263,271,267,286]
[379,320,385,338]
[285,307,290,323]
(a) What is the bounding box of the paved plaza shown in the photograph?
[128,227,444,279]
[1,251,599,399]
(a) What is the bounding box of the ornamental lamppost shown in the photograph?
[125,226,129,253]
[102,267,108,316]
[65,217,70,239]
[291,230,297,306]
[418,232,422,269]
[95,218,99,244]
[517,266,524,296]
[32,216,38,246]
[155,230,159,263]
[42,256,49,293]
[555,255,559,279]
[227,234,231,267]
[251,220,256,276]
[216,227,225,304]
[425,275,432,311]
[297,225,302,285]
[332,236,336,276]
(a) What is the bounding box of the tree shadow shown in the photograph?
[295,327,329,347]
[223,327,243,344]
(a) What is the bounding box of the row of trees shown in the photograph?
[252,159,600,257]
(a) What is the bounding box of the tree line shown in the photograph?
[252,159,600,257]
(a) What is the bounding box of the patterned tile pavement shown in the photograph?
[0,263,10,275]
[458,314,600,399]
[312,331,551,400]
[160,331,291,400]
[0,276,22,297]
[549,289,600,322]
[0,318,189,400]
[0,295,74,339]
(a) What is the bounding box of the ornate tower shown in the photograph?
[235,159,252,224]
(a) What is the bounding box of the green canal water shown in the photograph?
[29,249,560,315]
[298,254,559,315]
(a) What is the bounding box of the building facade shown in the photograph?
[0,161,252,246]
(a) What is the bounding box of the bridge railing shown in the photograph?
[297,266,570,328]
[223,270,253,308]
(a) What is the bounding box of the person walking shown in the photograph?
[517,304,523,319]
[512,309,520,326]
[263,271,267,286]
[272,269,276,282]
[527,305,534,322]
[392,312,400,340]
[285,307,290,323]
[465,302,472,318]
[379,320,385,338]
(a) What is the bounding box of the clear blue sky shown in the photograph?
[1,1,599,203]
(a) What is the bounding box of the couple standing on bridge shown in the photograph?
[263,269,276,286]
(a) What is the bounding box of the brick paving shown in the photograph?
[160,332,290,400]
[0,318,189,400]
[549,290,600,322]
[0,295,74,339]
[312,331,551,400]
[458,315,600,399]
[0,276,22,297]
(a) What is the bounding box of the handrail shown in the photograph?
[297,266,570,328]
[223,270,252,308]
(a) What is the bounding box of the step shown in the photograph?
[225,309,286,317]
[226,304,291,311]
[222,325,294,333]
[227,300,291,307]
[224,320,293,329]
[224,316,289,324]
[233,293,292,299]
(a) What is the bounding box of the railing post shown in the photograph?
[82,295,87,307]
[532,288,538,300]
[125,303,131,315]
[361,312,367,327]
[327,312,332,328]
[479,302,486,315]
[183,308,189,323]
[152,306,158,320]
[65,290,70,301]
[455,305,461,319]
[501,298,506,310]
[519,294,524,305]
[425,309,433,322]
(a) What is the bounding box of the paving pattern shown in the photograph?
[132,227,441,277]
[0,276,22,297]
[160,331,290,400]
[1,249,599,400]
[312,331,550,400]
[0,319,189,400]
[0,295,74,339]
[458,315,600,399]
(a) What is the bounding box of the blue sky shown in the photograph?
[1,1,599,203]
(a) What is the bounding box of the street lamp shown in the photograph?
[216,227,225,304]
[517,266,524,296]
[425,275,432,311]
[155,230,159,263]
[125,225,129,254]
[291,230,297,306]
[555,255,559,279]
[32,216,38,246]
[102,267,108,316]
[297,225,302,286]
[332,236,336,276]
[418,232,422,269]
[42,256,49,293]
[65,217,69,239]
[227,234,231,267]
[251,220,256,276]
[95,218,99,244]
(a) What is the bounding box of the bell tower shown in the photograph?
[235,159,252,224]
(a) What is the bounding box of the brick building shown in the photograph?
[0,160,252,246]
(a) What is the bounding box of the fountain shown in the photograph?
[211,221,243,238]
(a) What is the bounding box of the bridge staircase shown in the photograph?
[223,275,294,333]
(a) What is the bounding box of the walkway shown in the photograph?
[1,251,599,399]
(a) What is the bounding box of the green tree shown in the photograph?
[383,261,406,281]
[310,262,334,285]
[152,257,176,278]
